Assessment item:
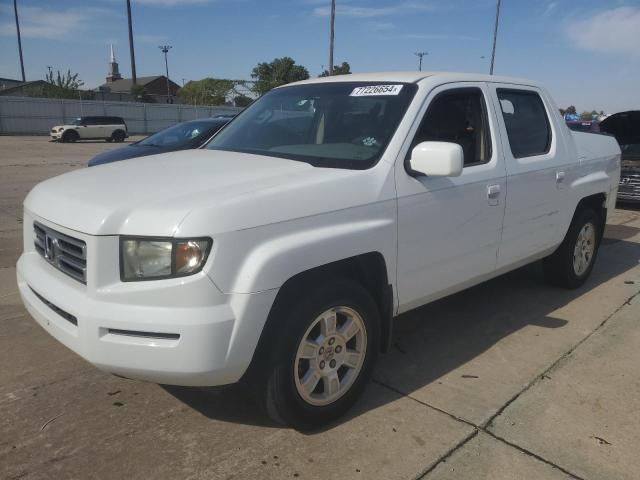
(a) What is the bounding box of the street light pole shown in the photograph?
[414,51,428,71]
[159,45,172,103]
[489,0,501,75]
[13,0,25,82]
[126,0,137,85]
[328,0,336,75]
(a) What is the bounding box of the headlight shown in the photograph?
[120,237,212,281]
[58,127,65,132]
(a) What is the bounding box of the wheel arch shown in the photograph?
[574,192,607,240]
[242,253,394,385]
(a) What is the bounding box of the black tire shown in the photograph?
[543,208,602,289]
[112,130,126,143]
[260,277,380,431]
[62,130,78,143]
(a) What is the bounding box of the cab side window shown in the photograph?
[497,89,551,158]
[412,88,492,167]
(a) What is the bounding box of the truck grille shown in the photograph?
[33,222,87,284]
[618,173,640,199]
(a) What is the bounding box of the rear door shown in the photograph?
[489,85,568,268]
[395,82,506,312]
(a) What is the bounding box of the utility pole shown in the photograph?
[328,0,336,75]
[126,0,137,85]
[489,0,501,75]
[13,0,25,82]
[414,51,428,71]
[159,45,172,103]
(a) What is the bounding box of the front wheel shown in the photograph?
[111,130,126,143]
[62,130,78,143]
[262,278,379,430]
[543,208,602,289]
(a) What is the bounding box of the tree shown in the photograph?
[130,84,153,103]
[233,94,253,107]
[565,105,577,115]
[46,69,84,90]
[250,57,309,96]
[319,61,351,77]
[179,78,236,105]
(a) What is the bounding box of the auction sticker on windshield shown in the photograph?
[350,85,403,96]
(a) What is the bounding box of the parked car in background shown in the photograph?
[18,72,620,429]
[566,120,600,133]
[88,116,233,167]
[51,116,128,143]
[600,111,640,203]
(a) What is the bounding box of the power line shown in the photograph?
[126,0,137,85]
[489,0,501,75]
[159,45,172,103]
[414,51,428,72]
[13,0,25,82]
[328,0,336,75]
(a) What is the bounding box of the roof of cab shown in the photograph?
[284,71,539,88]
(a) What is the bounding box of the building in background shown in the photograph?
[97,45,180,102]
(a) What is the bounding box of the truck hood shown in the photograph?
[24,149,371,236]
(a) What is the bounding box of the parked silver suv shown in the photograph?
[50,116,128,143]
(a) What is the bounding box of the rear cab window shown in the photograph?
[497,89,552,158]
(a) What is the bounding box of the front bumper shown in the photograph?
[17,216,278,386]
[50,131,63,141]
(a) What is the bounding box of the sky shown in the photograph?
[1,0,639,113]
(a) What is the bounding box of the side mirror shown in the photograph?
[409,141,464,177]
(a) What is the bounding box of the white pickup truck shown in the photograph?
[17,72,620,429]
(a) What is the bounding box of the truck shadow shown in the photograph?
[163,230,640,431]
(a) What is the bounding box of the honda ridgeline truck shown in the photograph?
[18,72,621,429]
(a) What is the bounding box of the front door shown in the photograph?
[396,82,506,312]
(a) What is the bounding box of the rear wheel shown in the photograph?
[543,208,601,288]
[111,130,126,143]
[62,130,78,143]
[261,278,379,430]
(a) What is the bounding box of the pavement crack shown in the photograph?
[375,286,640,480]
[484,430,587,480]
[414,429,479,480]
[483,286,640,431]
[372,379,478,430]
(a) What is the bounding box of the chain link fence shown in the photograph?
[0,96,242,135]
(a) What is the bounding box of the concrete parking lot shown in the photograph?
[1,136,639,480]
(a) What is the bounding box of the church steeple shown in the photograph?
[106,44,122,83]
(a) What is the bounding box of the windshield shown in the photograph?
[138,120,221,147]
[206,82,417,169]
[71,118,83,126]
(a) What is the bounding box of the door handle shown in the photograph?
[556,171,566,183]
[487,184,501,206]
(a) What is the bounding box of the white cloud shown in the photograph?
[0,6,88,39]
[567,7,640,56]
[313,2,435,18]
[543,1,557,17]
